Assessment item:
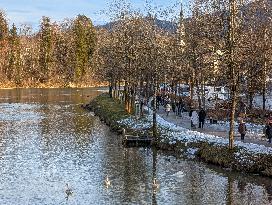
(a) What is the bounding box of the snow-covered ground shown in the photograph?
[118,109,272,156]
[253,95,272,110]
[205,119,265,139]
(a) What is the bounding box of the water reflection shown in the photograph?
[152,148,158,205]
[0,88,271,204]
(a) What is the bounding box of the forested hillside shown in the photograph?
[0,13,97,87]
[0,0,271,91]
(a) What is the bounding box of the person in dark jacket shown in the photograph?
[266,121,272,143]
[238,120,247,142]
[177,99,184,116]
[198,108,206,129]
[189,107,193,127]
[171,100,176,114]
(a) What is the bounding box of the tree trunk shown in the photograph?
[195,75,202,109]
[262,27,268,112]
[201,71,205,109]
[228,0,237,150]
[229,87,237,149]
[249,92,253,110]
[262,55,267,111]
[151,148,157,204]
[152,81,157,140]
[146,77,150,99]
[124,81,128,111]
[118,80,121,100]
[130,84,136,114]
[189,75,194,101]
[109,80,113,98]
[113,80,117,99]
[262,88,266,111]
[127,85,131,113]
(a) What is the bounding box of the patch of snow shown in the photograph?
[253,95,272,110]
[186,148,199,156]
[117,110,272,156]
[118,117,151,130]
[171,170,185,178]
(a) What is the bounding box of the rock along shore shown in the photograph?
[85,93,272,177]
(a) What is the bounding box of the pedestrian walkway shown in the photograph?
[156,106,272,148]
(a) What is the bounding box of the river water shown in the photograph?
[0,88,271,205]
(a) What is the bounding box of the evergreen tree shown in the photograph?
[0,10,9,80]
[8,23,21,84]
[54,21,74,85]
[38,16,53,83]
[72,15,96,83]
[0,10,8,41]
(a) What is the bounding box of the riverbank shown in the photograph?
[0,81,107,89]
[87,94,272,177]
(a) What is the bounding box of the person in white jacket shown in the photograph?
[191,110,199,129]
[165,103,171,116]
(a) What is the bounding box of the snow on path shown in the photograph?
[155,111,272,154]
[253,95,272,110]
[156,105,270,143]
[119,105,272,155]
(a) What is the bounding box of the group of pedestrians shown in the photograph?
[157,95,185,117]
[189,108,207,129]
[238,116,272,143]
[158,94,272,144]
[161,95,207,130]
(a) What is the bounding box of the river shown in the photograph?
[0,88,271,205]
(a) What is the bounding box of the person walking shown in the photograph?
[238,120,247,142]
[165,103,171,116]
[265,120,272,143]
[171,100,176,114]
[164,96,170,107]
[175,100,179,116]
[198,108,206,129]
[189,107,193,127]
[177,99,184,117]
[191,110,199,129]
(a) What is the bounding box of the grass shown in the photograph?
[88,93,272,177]
[88,93,130,132]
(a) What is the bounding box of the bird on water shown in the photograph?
[65,183,73,197]
[152,177,160,190]
[104,175,111,188]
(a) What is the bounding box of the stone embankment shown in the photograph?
[85,93,272,177]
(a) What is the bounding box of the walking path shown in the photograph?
[156,106,272,148]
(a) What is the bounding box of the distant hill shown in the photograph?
[242,0,272,23]
[98,18,177,33]
[98,1,271,32]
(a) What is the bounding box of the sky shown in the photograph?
[0,0,185,29]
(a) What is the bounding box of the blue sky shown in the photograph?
[0,0,185,28]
